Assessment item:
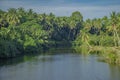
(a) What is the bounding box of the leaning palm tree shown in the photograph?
[77,29,92,54]
[80,29,91,48]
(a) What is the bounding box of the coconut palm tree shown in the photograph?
[17,7,27,23]
[5,8,21,25]
[109,12,120,46]
[80,29,91,48]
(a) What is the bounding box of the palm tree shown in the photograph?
[17,7,26,23]
[26,9,37,21]
[116,13,120,46]
[109,12,120,46]
[5,8,21,25]
[84,19,92,31]
[81,30,91,48]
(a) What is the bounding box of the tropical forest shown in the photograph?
[0,8,120,64]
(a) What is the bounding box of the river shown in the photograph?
[0,49,120,80]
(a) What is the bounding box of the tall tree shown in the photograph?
[110,12,120,46]
[17,7,26,23]
[5,8,21,25]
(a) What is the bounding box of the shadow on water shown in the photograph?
[0,47,76,67]
[0,46,120,67]
[0,54,36,66]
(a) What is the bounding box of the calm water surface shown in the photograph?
[0,49,120,80]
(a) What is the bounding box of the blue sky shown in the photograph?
[0,0,120,19]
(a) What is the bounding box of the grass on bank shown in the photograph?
[75,45,120,64]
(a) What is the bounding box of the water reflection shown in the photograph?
[0,48,120,80]
[0,55,35,66]
[109,64,120,80]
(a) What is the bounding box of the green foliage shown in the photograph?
[100,47,120,64]
[0,39,23,58]
[0,7,120,65]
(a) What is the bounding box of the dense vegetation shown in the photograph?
[0,8,83,58]
[0,8,120,64]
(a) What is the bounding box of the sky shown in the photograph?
[0,0,120,20]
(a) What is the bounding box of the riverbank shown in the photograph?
[75,46,120,64]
